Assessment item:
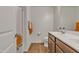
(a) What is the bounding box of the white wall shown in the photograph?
[75,7,79,23]
[53,7,61,31]
[16,7,23,36]
[61,7,77,30]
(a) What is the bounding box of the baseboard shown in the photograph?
[32,40,44,43]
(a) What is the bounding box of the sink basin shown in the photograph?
[50,32,79,43]
[62,33,79,39]
[62,33,79,44]
[68,38,79,44]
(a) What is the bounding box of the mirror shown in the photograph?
[53,6,79,31]
[61,6,79,31]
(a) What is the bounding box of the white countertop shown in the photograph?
[49,31,79,52]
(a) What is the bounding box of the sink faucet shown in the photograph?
[59,27,65,34]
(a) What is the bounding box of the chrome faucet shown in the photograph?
[59,27,65,34]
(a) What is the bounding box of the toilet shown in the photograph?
[43,37,48,47]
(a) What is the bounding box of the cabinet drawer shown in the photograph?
[51,39,55,53]
[56,45,63,53]
[48,37,55,53]
[48,37,52,53]
[56,39,76,53]
[48,33,55,41]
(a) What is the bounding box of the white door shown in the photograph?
[0,7,17,53]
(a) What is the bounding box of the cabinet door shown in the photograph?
[48,37,55,53]
[56,39,76,53]
[56,45,63,53]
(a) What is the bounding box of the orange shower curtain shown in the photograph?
[28,21,33,35]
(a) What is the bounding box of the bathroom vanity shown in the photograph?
[48,32,79,53]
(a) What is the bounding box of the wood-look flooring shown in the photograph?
[27,43,48,53]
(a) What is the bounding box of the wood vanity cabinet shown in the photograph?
[48,33,77,53]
